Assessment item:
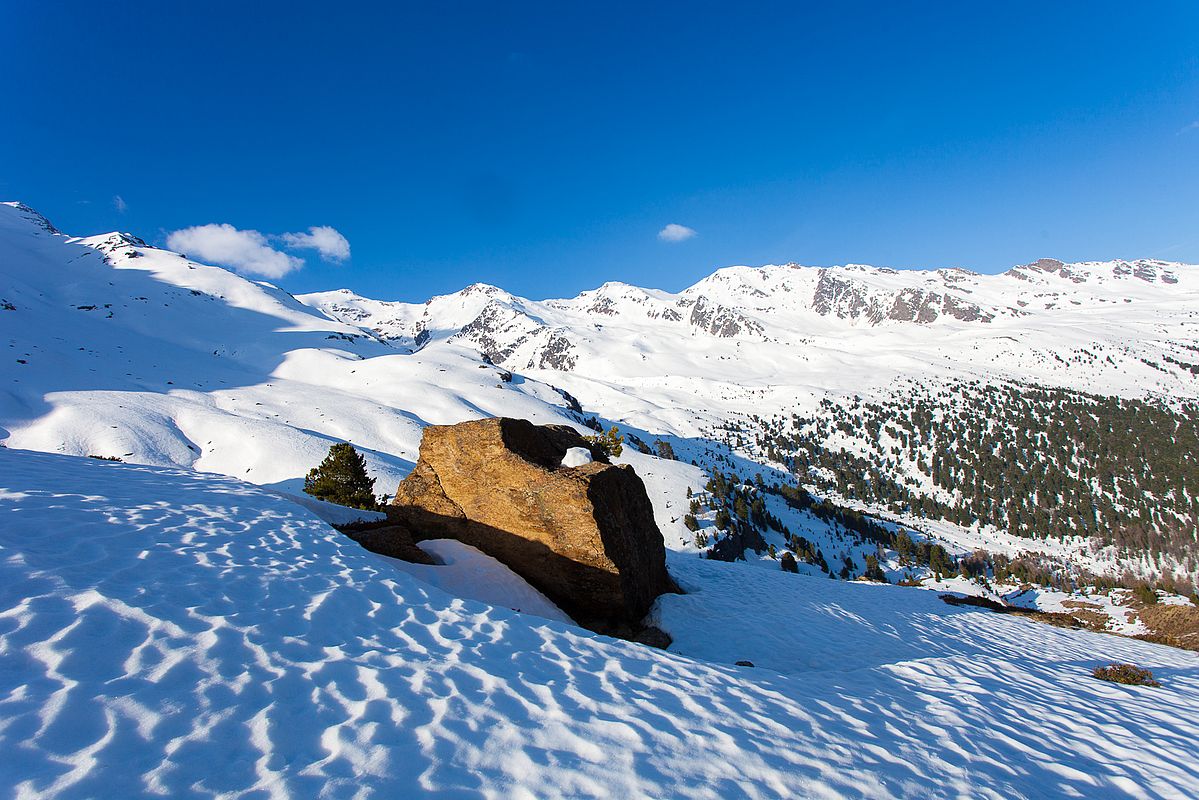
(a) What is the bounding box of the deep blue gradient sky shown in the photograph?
[4,2,1198,300]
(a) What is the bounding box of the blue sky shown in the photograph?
[3,2,1198,300]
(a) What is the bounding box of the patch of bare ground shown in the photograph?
[942,593,1199,654]
[939,594,1086,630]
[1136,603,1199,653]
[1058,600,1109,631]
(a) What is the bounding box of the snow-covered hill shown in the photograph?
[3,201,1199,796]
[3,200,1196,587]
[0,201,581,496]
[4,448,1197,799]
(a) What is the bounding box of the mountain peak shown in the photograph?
[460,282,508,298]
[0,201,61,236]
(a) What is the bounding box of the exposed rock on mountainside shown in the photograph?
[389,417,676,634]
[811,268,995,324]
[680,295,765,338]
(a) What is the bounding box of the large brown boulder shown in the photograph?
[390,417,675,634]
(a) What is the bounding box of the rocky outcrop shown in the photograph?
[389,417,676,634]
[678,296,765,338]
[707,523,767,563]
[812,269,995,326]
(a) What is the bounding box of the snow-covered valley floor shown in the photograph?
[3,448,1197,799]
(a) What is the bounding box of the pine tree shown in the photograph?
[585,426,624,458]
[864,554,887,582]
[733,494,749,521]
[304,443,378,509]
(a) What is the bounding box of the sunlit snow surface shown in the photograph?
[2,448,1197,799]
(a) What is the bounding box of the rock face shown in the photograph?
[390,417,675,634]
[342,524,436,565]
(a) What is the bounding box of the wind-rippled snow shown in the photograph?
[2,448,1198,799]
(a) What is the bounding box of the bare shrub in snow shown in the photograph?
[1092,663,1160,687]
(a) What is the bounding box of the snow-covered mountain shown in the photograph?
[3,199,1197,587]
[303,248,1199,584]
[3,201,1199,797]
[303,255,1199,408]
[0,201,583,494]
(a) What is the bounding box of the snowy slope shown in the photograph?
[3,448,1198,799]
[0,202,583,500]
[3,199,1195,586]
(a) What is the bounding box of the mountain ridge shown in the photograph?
[3,201,1197,588]
[301,252,1199,404]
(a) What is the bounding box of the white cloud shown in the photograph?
[166,224,304,278]
[658,223,697,242]
[279,225,351,261]
[1179,121,1199,135]
[113,195,127,213]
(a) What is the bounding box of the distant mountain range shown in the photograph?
[302,254,1198,404]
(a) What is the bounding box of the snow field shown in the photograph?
[3,449,1198,799]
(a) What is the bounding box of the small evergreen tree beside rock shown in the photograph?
[304,443,378,510]
[585,426,624,458]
